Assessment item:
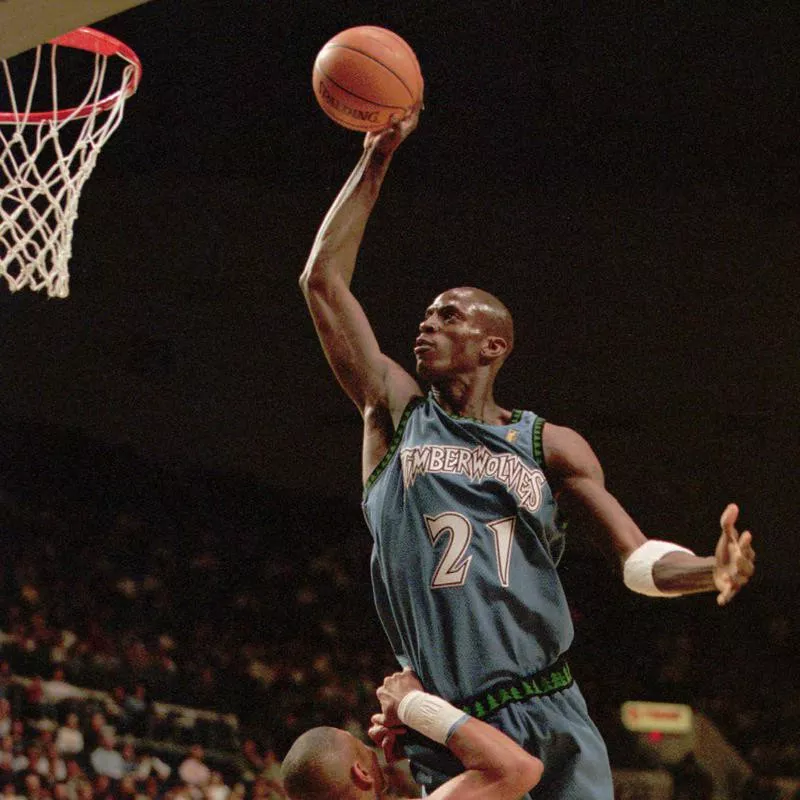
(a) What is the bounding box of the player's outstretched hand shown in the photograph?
[363,102,422,159]
[713,503,756,606]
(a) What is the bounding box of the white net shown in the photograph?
[0,30,140,298]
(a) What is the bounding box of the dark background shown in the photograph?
[1,2,797,577]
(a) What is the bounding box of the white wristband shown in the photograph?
[397,690,468,745]
[623,539,695,597]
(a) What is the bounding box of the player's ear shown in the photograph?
[351,760,374,790]
[480,335,509,363]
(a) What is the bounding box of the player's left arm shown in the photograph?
[543,423,756,605]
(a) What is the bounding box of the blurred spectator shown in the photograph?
[234,742,262,782]
[257,751,282,798]
[118,775,137,800]
[204,772,230,800]
[249,777,285,800]
[22,773,45,800]
[42,669,79,707]
[132,751,170,783]
[123,686,149,738]
[23,678,46,720]
[0,737,12,780]
[119,743,137,776]
[92,773,116,800]
[14,743,36,775]
[0,665,12,702]
[106,687,130,736]
[9,740,27,774]
[178,746,209,796]
[136,775,161,800]
[35,742,67,785]
[54,714,84,757]
[83,713,107,754]
[90,734,125,780]
[62,759,92,800]
[1,782,22,800]
[166,784,194,800]
[0,702,11,739]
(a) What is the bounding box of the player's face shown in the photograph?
[414,289,489,380]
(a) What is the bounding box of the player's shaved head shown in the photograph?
[281,727,358,800]
[439,286,515,358]
[461,287,513,348]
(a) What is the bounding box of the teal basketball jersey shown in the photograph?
[362,393,573,705]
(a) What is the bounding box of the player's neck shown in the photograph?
[430,381,508,425]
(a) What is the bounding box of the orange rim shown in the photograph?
[0,27,142,123]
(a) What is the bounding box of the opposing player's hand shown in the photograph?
[368,715,407,763]
[713,503,756,606]
[363,101,422,159]
[375,667,424,727]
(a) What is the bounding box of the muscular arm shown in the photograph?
[543,423,647,557]
[543,423,754,600]
[424,717,542,800]
[298,113,421,418]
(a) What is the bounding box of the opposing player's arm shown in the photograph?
[542,423,755,604]
[299,110,422,416]
[420,717,543,800]
[370,670,543,800]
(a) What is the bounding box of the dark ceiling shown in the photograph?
[0,1,797,574]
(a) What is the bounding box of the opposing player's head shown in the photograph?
[281,727,385,800]
[414,287,514,383]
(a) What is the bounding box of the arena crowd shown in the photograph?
[0,422,796,799]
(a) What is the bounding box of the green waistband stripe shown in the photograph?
[459,658,573,720]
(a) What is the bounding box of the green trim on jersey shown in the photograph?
[363,396,423,495]
[533,415,546,467]
[429,393,523,426]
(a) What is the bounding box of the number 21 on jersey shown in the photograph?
[425,511,516,589]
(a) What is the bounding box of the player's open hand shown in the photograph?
[363,101,422,158]
[713,503,756,606]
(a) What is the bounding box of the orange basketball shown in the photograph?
[312,26,423,132]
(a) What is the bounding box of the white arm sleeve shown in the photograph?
[397,690,468,745]
[623,539,695,597]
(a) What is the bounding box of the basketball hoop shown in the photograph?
[0,27,142,298]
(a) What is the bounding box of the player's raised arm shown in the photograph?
[543,423,755,604]
[370,669,543,800]
[299,108,422,416]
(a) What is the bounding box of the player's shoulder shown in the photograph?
[541,422,603,481]
[541,421,586,447]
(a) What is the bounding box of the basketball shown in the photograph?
[312,26,423,132]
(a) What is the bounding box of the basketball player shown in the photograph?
[299,105,756,798]
[280,667,543,799]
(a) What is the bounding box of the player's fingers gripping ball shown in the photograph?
[312,25,423,132]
